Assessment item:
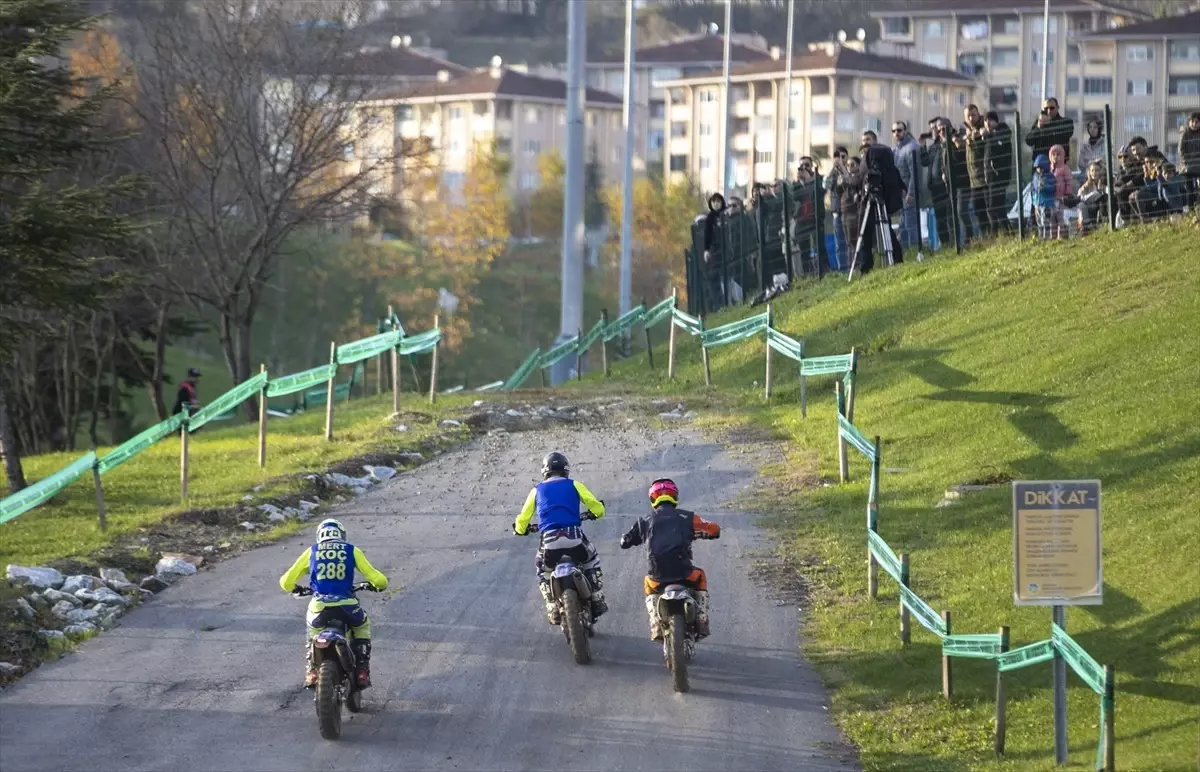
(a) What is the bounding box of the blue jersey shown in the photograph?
[308,540,357,601]
[535,478,585,531]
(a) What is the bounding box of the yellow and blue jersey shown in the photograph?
[279,540,388,603]
[514,477,604,535]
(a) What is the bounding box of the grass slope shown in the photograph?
[595,223,1199,771]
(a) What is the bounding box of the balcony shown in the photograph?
[734,100,755,118]
[811,95,833,113]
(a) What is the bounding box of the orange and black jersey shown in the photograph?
[620,503,720,583]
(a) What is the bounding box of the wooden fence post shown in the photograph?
[667,288,678,380]
[90,449,107,532]
[800,361,807,418]
[324,341,336,441]
[899,553,911,644]
[995,626,1010,756]
[257,363,267,468]
[1104,664,1115,771]
[179,418,190,504]
[764,304,773,401]
[643,297,655,370]
[942,610,953,700]
[576,326,583,381]
[389,305,400,415]
[429,314,440,404]
[835,380,848,483]
[700,315,712,387]
[601,309,611,377]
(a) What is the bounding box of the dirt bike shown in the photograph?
[292,582,379,740]
[654,584,700,693]
[516,510,602,665]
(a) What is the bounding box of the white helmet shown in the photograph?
[316,518,345,543]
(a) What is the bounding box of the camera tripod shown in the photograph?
[847,192,896,283]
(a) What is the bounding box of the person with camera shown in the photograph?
[851,131,904,276]
[825,147,850,267]
[1025,98,1075,166]
[944,123,973,247]
[701,192,728,311]
[961,105,994,238]
[920,118,953,250]
[891,122,920,250]
[983,111,1014,236]
[791,162,820,277]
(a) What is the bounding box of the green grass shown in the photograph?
[589,223,1200,771]
[0,391,475,568]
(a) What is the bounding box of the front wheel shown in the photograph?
[562,589,591,665]
[315,659,343,739]
[669,613,689,693]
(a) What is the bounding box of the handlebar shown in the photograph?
[512,502,604,535]
[291,582,379,598]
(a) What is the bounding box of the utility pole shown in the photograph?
[720,0,733,194]
[1040,0,1051,105]
[618,0,636,356]
[783,0,794,180]
[554,0,587,384]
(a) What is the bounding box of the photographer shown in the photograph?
[702,192,728,311]
[961,104,993,238]
[1025,98,1075,166]
[791,163,819,277]
[825,146,850,266]
[852,131,905,275]
[983,111,1014,236]
[920,118,953,250]
[945,124,974,247]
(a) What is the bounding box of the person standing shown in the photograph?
[961,104,992,237]
[983,111,1014,236]
[945,126,973,247]
[825,147,850,267]
[172,368,201,416]
[838,155,864,260]
[1076,116,1106,175]
[1025,97,1076,165]
[921,119,953,250]
[1178,111,1200,208]
[891,121,920,249]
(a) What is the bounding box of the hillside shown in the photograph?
[591,222,1200,771]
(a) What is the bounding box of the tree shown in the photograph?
[602,176,700,304]
[585,142,607,229]
[525,149,565,239]
[126,0,420,416]
[0,0,142,491]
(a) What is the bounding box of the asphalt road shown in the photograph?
[0,424,857,772]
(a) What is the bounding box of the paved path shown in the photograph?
[0,424,857,772]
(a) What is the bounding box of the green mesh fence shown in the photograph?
[503,348,542,390]
[867,530,903,585]
[701,312,770,348]
[188,372,269,432]
[96,413,188,475]
[266,364,336,398]
[1053,623,1106,694]
[801,353,854,376]
[942,634,1005,659]
[0,451,97,525]
[766,327,804,361]
[838,413,877,461]
[899,583,948,637]
[671,307,703,336]
[997,639,1055,672]
[335,330,400,365]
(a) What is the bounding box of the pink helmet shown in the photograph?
[649,478,679,507]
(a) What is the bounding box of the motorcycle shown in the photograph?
[292,582,379,740]
[517,510,601,665]
[653,584,700,693]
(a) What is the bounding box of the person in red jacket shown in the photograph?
[620,478,720,641]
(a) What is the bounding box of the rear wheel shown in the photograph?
[315,659,343,739]
[563,589,591,665]
[346,687,363,713]
[669,613,689,693]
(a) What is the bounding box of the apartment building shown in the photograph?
[1077,11,1200,160]
[869,1,1153,130]
[659,41,977,193]
[581,32,773,170]
[354,63,624,202]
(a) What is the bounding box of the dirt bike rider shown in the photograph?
[279,518,389,689]
[513,451,608,625]
[619,478,720,641]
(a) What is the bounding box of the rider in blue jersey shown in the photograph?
[513,452,607,624]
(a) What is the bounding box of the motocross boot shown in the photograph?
[587,568,609,618]
[351,639,372,689]
[539,580,560,625]
[694,590,712,640]
[303,646,318,689]
[645,594,663,641]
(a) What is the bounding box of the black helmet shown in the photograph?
[541,452,569,479]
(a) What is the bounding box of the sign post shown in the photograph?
[1013,480,1103,767]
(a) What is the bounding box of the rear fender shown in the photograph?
[657,585,696,620]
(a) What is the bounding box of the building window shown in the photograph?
[1067,76,1080,95]
[754,150,773,164]
[835,113,856,131]
[992,48,1019,68]
[448,136,463,155]
[1126,79,1152,97]
[732,117,750,135]
[1083,77,1114,95]
[669,154,687,172]
[958,53,986,78]
[1126,45,1152,62]
[730,86,750,103]
[519,172,540,190]
[1169,76,1200,96]
[649,130,664,150]
[882,17,912,38]
[395,105,414,121]
[1031,17,1058,34]
[670,87,688,103]
[812,112,831,128]
[670,121,687,138]
[755,115,772,131]
[1067,45,1080,64]
[899,85,913,106]
[1030,82,1040,100]
[1170,41,1200,61]
[927,88,940,105]
[922,21,944,38]
[525,106,543,123]
[699,156,713,170]
[587,111,596,127]
[922,52,948,68]
[650,100,666,119]
[1124,114,1152,132]
[998,16,1021,35]
[651,68,681,84]
[990,86,1019,106]
[1031,48,1055,65]
[959,19,989,40]
[558,109,566,126]
[606,72,623,94]
[864,117,883,134]
[448,106,464,120]
[699,89,718,103]
[495,100,513,120]
[522,139,541,156]
[1173,111,1191,129]
[699,122,714,137]
[955,91,967,107]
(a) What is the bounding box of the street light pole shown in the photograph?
[783,0,794,180]
[618,0,636,355]
[720,0,733,194]
[1040,0,1051,104]
[555,0,587,383]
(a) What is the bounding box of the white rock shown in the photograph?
[298,500,320,512]
[51,600,77,619]
[15,597,35,620]
[218,542,231,549]
[109,580,140,595]
[577,409,592,418]
[63,607,99,624]
[440,419,462,427]
[6,565,64,590]
[63,623,97,640]
[260,503,284,518]
[397,452,424,462]
[505,409,523,417]
[42,588,79,606]
[472,400,484,407]
[934,498,955,509]
[659,411,684,419]
[241,495,253,502]
[0,662,21,676]
[395,424,409,432]
[365,465,397,482]
[99,567,129,586]
[26,591,48,609]
[283,506,301,518]
[326,472,372,489]
[202,545,215,554]
[76,587,129,606]
[682,411,699,420]
[155,556,198,580]
[61,575,104,594]
[240,521,259,531]
[39,629,66,648]
[267,511,287,522]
